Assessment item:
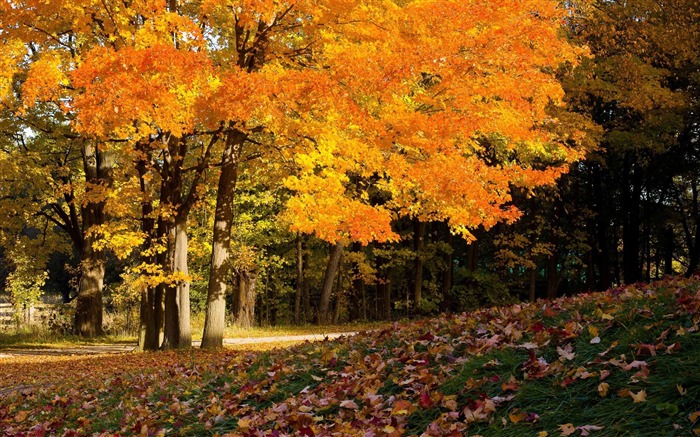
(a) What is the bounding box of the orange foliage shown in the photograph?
[3,0,588,246]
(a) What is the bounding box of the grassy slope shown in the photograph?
[2,277,700,436]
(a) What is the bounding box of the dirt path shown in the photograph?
[0,332,358,358]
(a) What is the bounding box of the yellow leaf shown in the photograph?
[597,382,609,397]
[630,390,647,403]
[559,423,576,436]
[678,385,688,396]
[588,326,599,337]
[509,409,528,423]
[238,418,251,430]
[538,432,549,437]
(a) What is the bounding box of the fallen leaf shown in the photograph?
[14,410,27,423]
[420,391,434,408]
[559,423,576,436]
[630,390,647,403]
[578,425,604,436]
[597,382,609,397]
[339,400,359,409]
[392,399,413,415]
[590,336,601,344]
[557,344,576,361]
[622,360,647,371]
[509,409,527,423]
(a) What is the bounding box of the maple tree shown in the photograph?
[278,0,587,320]
[0,0,586,341]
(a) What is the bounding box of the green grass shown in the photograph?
[0,329,136,348]
[0,320,388,349]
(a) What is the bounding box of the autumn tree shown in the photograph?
[0,22,117,335]
[563,0,700,284]
[0,0,590,340]
[284,0,588,317]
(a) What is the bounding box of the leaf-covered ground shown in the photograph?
[2,277,700,436]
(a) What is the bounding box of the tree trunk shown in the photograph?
[592,166,612,290]
[174,217,191,348]
[333,264,343,324]
[235,269,258,329]
[441,225,454,297]
[302,240,310,323]
[318,242,344,325]
[349,242,363,322]
[413,219,426,310]
[384,267,392,321]
[137,156,158,351]
[622,153,641,284]
[546,255,561,299]
[138,287,157,351]
[529,267,537,302]
[664,226,674,275]
[201,130,245,348]
[162,221,181,349]
[74,142,114,337]
[466,240,478,272]
[294,234,303,325]
[74,254,104,337]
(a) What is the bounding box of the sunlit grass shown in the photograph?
[0,318,388,348]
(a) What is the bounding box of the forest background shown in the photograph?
[0,0,698,351]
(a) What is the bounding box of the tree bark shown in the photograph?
[441,225,454,297]
[318,242,344,325]
[74,142,114,337]
[74,254,105,337]
[466,240,478,272]
[138,287,157,351]
[162,224,180,349]
[546,255,561,299]
[174,217,191,348]
[333,264,343,324]
[294,234,304,325]
[622,153,641,284]
[529,267,537,302]
[413,219,426,311]
[301,241,310,323]
[137,155,158,351]
[384,267,392,321]
[349,242,363,322]
[201,130,245,348]
[664,226,674,275]
[235,269,258,329]
[592,166,612,290]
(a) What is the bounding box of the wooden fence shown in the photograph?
[0,302,61,326]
